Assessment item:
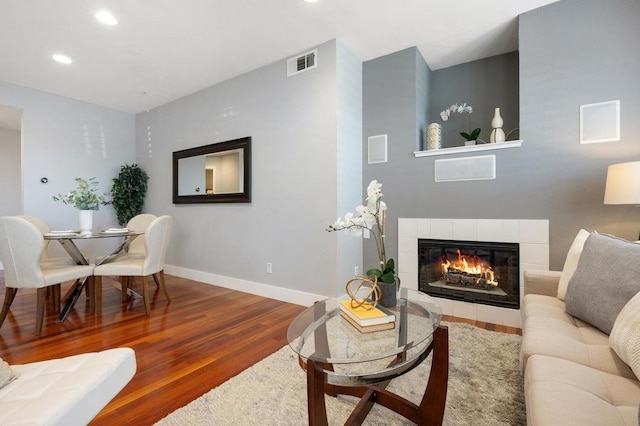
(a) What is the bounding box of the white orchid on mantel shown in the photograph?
[440,102,481,142]
[327,180,395,283]
[440,103,473,121]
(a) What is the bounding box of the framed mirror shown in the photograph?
[173,137,251,204]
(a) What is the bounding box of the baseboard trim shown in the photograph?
[164,264,324,307]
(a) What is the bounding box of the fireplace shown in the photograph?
[418,239,520,309]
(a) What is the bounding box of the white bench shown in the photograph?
[0,348,136,425]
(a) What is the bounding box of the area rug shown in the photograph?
[156,322,525,425]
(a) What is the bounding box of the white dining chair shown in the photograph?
[93,215,172,315]
[0,217,95,334]
[16,215,75,265]
[125,213,157,255]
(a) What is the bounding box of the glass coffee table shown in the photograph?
[287,288,448,425]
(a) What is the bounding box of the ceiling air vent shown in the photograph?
[287,49,317,77]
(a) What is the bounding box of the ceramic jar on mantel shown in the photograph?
[426,123,442,150]
[490,108,506,143]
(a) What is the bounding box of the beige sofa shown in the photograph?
[521,231,640,426]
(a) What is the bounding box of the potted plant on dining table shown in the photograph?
[53,177,109,235]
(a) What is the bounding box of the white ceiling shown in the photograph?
[0,0,559,118]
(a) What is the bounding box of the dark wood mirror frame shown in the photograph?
[172,137,251,204]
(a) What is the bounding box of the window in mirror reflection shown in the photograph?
[177,149,244,196]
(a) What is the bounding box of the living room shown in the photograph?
[0,0,639,424]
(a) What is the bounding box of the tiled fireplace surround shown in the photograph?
[398,218,549,328]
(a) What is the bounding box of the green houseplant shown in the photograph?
[52,177,109,211]
[110,164,149,226]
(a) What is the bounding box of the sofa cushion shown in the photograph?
[557,229,589,300]
[0,348,136,425]
[525,355,640,426]
[610,291,640,379]
[565,233,640,334]
[521,294,635,379]
[0,358,17,390]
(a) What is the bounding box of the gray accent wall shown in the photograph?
[429,52,519,147]
[519,0,640,268]
[363,0,640,273]
[363,47,428,274]
[136,39,362,298]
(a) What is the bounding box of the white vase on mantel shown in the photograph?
[490,108,506,143]
[78,210,94,235]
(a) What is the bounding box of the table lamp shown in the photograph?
[604,161,640,239]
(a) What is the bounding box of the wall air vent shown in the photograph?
[287,49,317,77]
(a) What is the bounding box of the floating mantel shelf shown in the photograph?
[413,140,523,158]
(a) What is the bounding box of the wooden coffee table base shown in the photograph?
[305,325,449,426]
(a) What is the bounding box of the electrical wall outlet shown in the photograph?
[354,266,359,276]
[363,229,370,239]
[267,262,272,274]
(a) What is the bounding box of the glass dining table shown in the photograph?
[44,230,142,322]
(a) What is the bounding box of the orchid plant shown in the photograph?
[440,102,481,141]
[327,180,395,284]
[52,177,109,211]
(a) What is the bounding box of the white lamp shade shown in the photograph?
[604,161,640,205]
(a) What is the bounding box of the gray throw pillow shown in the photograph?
[564,232,640,335]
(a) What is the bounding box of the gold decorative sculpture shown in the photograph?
[345,275,381,310]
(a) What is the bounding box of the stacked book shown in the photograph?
[339,300,396,333]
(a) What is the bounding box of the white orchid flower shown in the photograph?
[440,102,474,122]
[326,179,391,281]
[343,212,354,226]
[355,204,370,216]
[363,213,377,229]
[348,216,367,236]
[366,180,382,198]
[329,217,344,230]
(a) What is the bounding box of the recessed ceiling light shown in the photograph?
[95,10,118,26]
[52,54,72,64]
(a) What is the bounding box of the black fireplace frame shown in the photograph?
[418,238,520,310]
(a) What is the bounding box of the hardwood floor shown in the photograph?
[0,271,520,425]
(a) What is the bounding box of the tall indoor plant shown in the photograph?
[110,164,149,226]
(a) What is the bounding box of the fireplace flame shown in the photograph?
[441,250,498,287]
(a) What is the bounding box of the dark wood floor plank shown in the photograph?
[0,271,519,424]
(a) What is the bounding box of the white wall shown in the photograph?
[0,128,21,216]
[0,81,135,260]
[136,40,362,303]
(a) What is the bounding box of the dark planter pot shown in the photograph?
[378,280,398,308]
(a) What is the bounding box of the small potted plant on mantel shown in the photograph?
[440,103,481,145]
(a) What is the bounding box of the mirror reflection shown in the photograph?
[177,149,244,196]
[173,137,251,204]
